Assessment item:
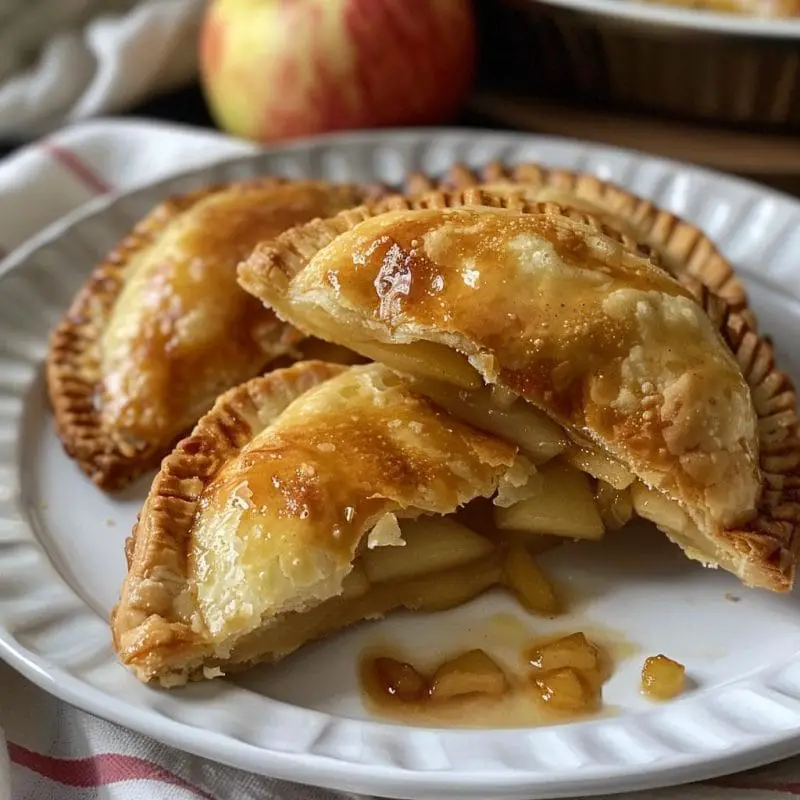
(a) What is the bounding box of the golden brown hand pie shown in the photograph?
[112,361,532,685]
[238,200,800,591]
[47,179,369,490]
[404,162,751,323]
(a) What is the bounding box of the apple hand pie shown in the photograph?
[238,200,800,591]
[112,361,536,686]
[47,179,370,490]
[404,161,751,323]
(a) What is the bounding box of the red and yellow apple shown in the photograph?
[199,0,477,143]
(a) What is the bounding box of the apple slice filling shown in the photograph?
[212,514,564,671]
[211,467,698,678]
[353,341,482,390]
[410,376,569,463]
[207,374,723,677]
[495,461,605,541]
[409,379,726,571]
[361,517,495,583]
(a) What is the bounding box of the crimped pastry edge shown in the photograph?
[238,190,800,591]
[111,360,349,685]
[404,161,754,327]
[45,178,367,491]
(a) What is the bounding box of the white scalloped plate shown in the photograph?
[2,129,800,800]
[537,0,800,37]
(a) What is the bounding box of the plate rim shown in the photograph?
[532,0,800,38]
[3,127,800,799]
[6,124,800,286]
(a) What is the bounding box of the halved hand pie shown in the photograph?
[238,198,800,591]
[47,179,369,490]
[112,361,537,685]
[404,162,752,324]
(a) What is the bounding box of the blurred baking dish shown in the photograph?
[638,0,800,15]
[479,0,800,129]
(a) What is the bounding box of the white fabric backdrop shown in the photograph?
[0,0,204,137]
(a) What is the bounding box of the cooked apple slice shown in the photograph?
[495,461,605,540]
[248,557,503,660]
[401,554,503,613]
[340,562,370,599]
[595,480,634,531]
[455,497,562,554]
[361,517,495,584]
[631,483,690,533]
[354,340,481,389]
[429,649,507,700]
[565,447,635,490]
[372,657,427,701]
[533,667,595,711]
[411,378,568,463]
[502,544,560,615]
[528,632,599,673]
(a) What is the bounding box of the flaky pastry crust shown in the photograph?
[112,361,522,685]
[112,360,348,684]
[404,162,753,326]
[47,178,369,490]
[238,195,800,591]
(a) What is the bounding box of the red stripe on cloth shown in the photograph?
[41,142,114,194]
[9,743,215,798]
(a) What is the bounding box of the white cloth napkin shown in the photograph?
[0,0,204,138]
[0,117,799,800]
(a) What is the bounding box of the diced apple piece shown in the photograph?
[565,447,635,490]
[429,649,507,700]
[495,461,605,540]
[362,517,494,584]
[533,667,595,711]
[404,556,503,612]
[631,483,690,533]
[340,562,370,599]
[353,340,481,389]
[595,481,633,531]
[528,632,598,673]
[641,654,686,700]
[502,544,560,615]
[373,657,427,701]
[411,378,568,463]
